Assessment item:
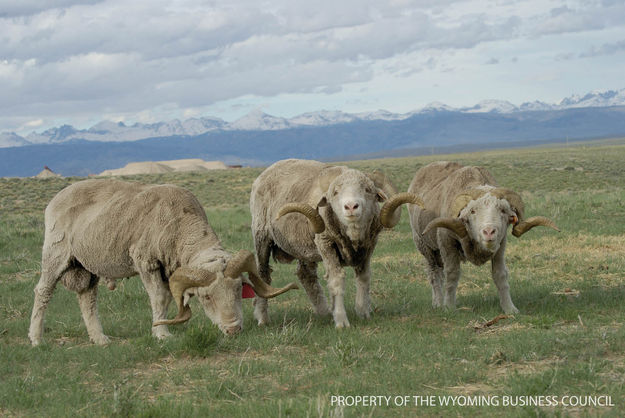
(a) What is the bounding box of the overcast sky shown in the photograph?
[1,0,624,135]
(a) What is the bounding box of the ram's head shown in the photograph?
[424,187,559,252]
[154,250,298,335]
[275,167,424,239]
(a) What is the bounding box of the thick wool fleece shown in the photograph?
[250,159,398,328]
[29,179,230,345]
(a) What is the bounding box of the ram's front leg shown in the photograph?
[354,260,372,319]
[492,241,519,314]
[317,243,349,328]
[138,269,173,339]
[327,265,349,328]
[440,244,461,309]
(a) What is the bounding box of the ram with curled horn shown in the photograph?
[407,162,559,314]
[29,179,298,346]
[153,249,299,331]
[250,159,424,328]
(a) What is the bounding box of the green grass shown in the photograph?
[1,141,625,416]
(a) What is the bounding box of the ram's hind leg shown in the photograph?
[296,261,330,316]
[74,272,110,345]
[29,251,68,346]
[29,273,61,346]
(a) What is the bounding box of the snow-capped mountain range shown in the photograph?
[2,88,625,148]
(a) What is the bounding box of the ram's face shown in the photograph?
[324,171,383,227]
[184,275,243,335]
[459,193,516,252]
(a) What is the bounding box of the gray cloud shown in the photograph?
[0,0,104,18]
[532,2,625,36]
[579,40,625,57]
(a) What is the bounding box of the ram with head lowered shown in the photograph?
[29,179,297,346]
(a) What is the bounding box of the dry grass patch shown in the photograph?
[514,234,625,262]
[101,344,323,404]
[486,356,566,381]
[511,234,625,285]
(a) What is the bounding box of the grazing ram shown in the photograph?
[407,161,559,314]
[28,179,297,346]
[250,159,424,328]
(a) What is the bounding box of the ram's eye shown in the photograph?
[470,209,475,215]
[204,295,211,301]
[333,189,338,196]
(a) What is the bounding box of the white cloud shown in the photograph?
[0,0,624,134]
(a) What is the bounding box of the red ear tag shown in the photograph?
[242,283,256,298]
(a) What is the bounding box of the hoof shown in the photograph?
[334,312,350,329]
[503,305,520,315]
[91,334,111,345]
[355,308,371,320]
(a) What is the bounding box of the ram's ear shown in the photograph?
[183,288,197,307]
[316,196,328,207]
[308,188,327,209]
[376,189,388,203]
[367,169,398,197]
[318,166,345,191]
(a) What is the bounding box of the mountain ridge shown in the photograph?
[2,88,624,148]
[2,105,625,177]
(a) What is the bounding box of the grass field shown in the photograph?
[1,141,624,416]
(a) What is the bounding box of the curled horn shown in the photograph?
[225,249,299,298]
[153,268,217,326]
[512,217,560,237]
[379,192,425,228]
[422,217,468,238]
[450,189,488,217]
[276,203,325,234]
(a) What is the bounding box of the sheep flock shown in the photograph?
[28,158,560,344]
